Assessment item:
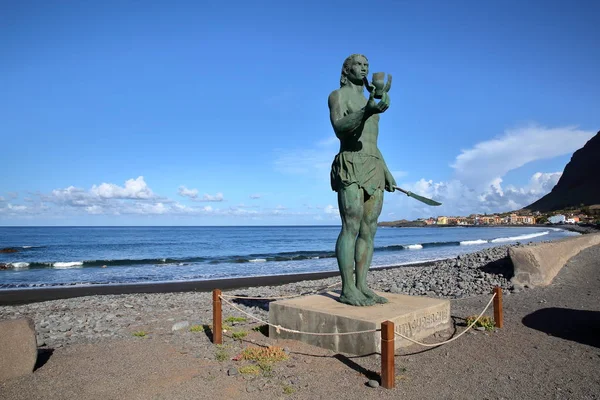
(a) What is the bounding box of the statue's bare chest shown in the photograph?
[344,93,379,124]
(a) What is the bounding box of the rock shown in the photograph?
[171,321,190,331]
[525,131,600,211]
[0,318,38,381]
[0,247,19,253]
[227,368,238,376]
[367,379,380,388]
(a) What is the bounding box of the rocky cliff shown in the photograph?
[525,131,600,212]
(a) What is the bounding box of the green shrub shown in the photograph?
[238,365,260,375]
[189,324,205,332]
[465,315,495,331]
[224,316,247,324]
[215,344,229,361]
[283,385,295,394]
[241,346,288,363]
[231,330,248,340]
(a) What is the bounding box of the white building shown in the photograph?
[549,214,566,224]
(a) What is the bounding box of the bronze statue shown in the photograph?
[329,54,395,306]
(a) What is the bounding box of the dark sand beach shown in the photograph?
[0,240,599,399]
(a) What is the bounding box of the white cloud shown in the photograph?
[452,124,595,191]
[199,192,224,202]
[178,186,198,199]
[249,194,261,199]
[388,171,563,220]
[90,176,155,199]
[85,205,103,215]
[177,186,223,202]
[0,196,5,202]
[324,204,340,216]
[0,203,33,216]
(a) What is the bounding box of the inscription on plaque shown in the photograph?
[395,309,449,338]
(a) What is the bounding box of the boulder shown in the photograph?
[0,318,38,381]
[510,233,600,287]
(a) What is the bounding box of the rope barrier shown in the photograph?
[219,295,379,336]
[394,292,497,347]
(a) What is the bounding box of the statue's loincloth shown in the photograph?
[330,151,385,196]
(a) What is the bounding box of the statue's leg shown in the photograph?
[356,189,388,304]
[336,184,375,306]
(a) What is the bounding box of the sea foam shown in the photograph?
[460,239,488,245]
[53,261,84,269]
[490,231,549,243]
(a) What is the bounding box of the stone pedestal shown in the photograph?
[269,291,451,356]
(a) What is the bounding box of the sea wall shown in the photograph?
[509,233,600,287]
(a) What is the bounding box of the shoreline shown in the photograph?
[0,259,440,306]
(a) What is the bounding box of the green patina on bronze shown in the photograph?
[328,54,395,307]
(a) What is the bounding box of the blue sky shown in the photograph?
[1,0,598,226]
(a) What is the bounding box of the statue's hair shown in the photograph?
[340,54,368,87]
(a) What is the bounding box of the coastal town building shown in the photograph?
[549,214,566,224]
[429,208,599,226]
[434,213,536,225]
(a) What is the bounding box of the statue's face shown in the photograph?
[346,56,369,83]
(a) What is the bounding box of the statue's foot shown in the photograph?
[359,286,389,304]
[339,287,376,306]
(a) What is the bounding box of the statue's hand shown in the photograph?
[385,171,397,192]
[366,91,390,115]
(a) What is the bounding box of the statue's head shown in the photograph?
[340,54,369,87]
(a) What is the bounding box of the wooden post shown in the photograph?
[212,289,222,344]
[381,320,395,389]
[493,286,503,328]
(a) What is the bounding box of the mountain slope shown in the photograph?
[525,131,600,212]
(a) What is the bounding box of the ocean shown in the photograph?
[0,226,578,289]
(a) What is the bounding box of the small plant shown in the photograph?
[224,316,247,324]
[189,324,205,333]
[465,315,496,331]
[252,324,269,336]
[215,344,229,361]
[231,330,248,340]
[241,346,288,363]
[283,385,295,395]
[132,331,147,337]
[221,323,233,332]
[238,365,260,375]
[257,361,273,374]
